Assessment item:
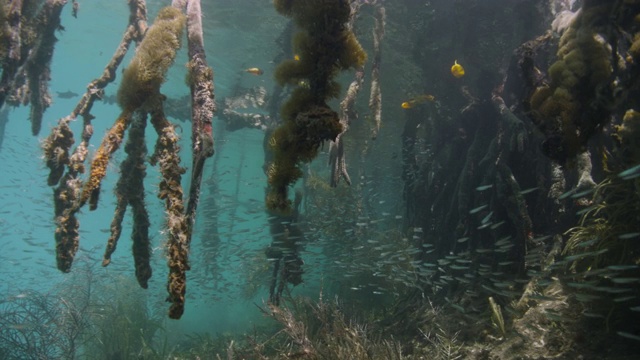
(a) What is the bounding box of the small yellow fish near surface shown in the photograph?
[245,67,264,76]
[294,54,300,61]
[451,60,465,78]
[401,94,435,109]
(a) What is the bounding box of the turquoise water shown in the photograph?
[0,0,403,340]
[0,0,290,337]
[2,1,640,359]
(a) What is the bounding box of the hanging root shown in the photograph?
[369,6,385,140]
[184,0,215,232]
[43,0,149,275]
[148,102,189,319]
[329,68,363,187]
[102,111,152,289]
[80,111,133,209]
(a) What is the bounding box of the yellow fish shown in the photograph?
[294,54,300,61]
[451,60,465,78]
[245,67,264,76]
[401,94,435,109]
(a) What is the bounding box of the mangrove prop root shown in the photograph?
[129,117,152,289]
[328,2,378,186]
[575,151,596,191]
[494,96,533,242]
[4,0,23,68]
[0,0,66,136]
[439,93,534,248]
[369,5,385,140]
[1,0,23,107]
[565,109,640,268]
[102,111,152,289]
[54,177,82,272]
[44,0,147,186]
[451,118,485,227]
[149,104,189,319]
[184,0,215,233]
[80,111,132,208]
[267,0,366,213]
[117,6,186,111]
[103,193,126,267]
[145,0,216,316]
[329,69,363,187]
[497,162,533,242]
[45,0,148,273]
[45,4,199,314]
[529,1,615,164]
[42,121,75,186]
[15,0,217,318]
[82,5,184,209]
[25,0,66,136]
